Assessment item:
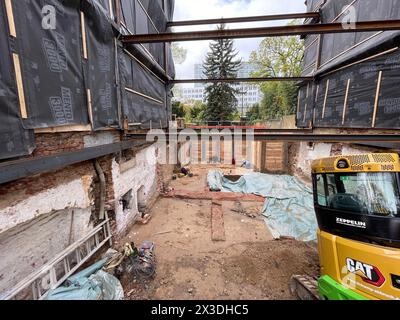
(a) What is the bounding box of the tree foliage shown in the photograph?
[171,43,187,65]
[203,25,242,121]
[250,20,304,120]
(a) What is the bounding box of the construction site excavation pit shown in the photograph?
[116,165,320,300]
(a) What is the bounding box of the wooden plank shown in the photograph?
[211,201,225,241]
[322,79,330,119]
[342,79,351,125]
[12,53,27,119]
[80,11,88,59]
[87,89,93,126]
[324,47,397,76]
[5,0,16,37]
[34,124,93,133]
[372,71,383,128]
[125,87,164,105]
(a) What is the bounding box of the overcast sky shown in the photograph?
[173,0,306,85]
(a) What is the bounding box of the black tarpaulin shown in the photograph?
[298,49,400,129]
[296,84,314,128]
[119,49,168,129]
[317,0,400,74]
[0,1,35,160]
[82,0,120,129]
[298,0,400,129]
[12,0,88,129]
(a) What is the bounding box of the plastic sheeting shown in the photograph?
[298,0,400,129]
[12,0,89,129]
[298,48,400,129]
[0,1,35,160]
[46,259,124,300]
[82,0,120,129]
[119,48,168,129]
[207,170,317,241]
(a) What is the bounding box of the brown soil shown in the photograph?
[117,165,320,300]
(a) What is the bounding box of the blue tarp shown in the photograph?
[45,259,124,300]
[208,170,317,241]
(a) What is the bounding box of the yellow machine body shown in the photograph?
[311,153,400,300]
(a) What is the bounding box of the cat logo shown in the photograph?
[346,258,385,287]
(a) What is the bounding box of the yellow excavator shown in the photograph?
[291,153,400,300]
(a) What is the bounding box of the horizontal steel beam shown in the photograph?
[122,20,400,43]
[0,140,149,185]
[169,77,313,84]
[167,12,320,27]
[131,132,400,143]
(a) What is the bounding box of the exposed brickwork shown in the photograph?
[32,133,86,157]
[0,161,95,210]
[264,142,288,173]
[97,155,116,206]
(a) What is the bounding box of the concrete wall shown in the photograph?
[288,142,382,184]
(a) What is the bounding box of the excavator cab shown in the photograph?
[311,153,400,300]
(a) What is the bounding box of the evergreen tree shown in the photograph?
[203,25,242,121]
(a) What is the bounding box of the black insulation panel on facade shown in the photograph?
[298,0,400,129]
[0,1,35,160]
[82,0,120,129]
[0,0,175,160]
[12,0,89,129]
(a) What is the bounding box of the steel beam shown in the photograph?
[131,132,400,143]
[0,140,149,185]
[169,76,313,84]
[1,133,399,185]
[122,20,400,44]
[167,12,320,27]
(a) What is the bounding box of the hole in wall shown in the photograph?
[122,189,134,211]
[137,186,146,214]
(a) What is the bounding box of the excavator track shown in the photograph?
[289,275,320,300]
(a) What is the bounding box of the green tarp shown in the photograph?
[208,170,317,241]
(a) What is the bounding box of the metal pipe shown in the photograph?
[167,12,320,27]
[94,159,106,220]
[122,20,400,44]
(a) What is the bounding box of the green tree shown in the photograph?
[246,103,261,122]
[190,101,207,121]
[203,25,242,121]
[171,43,187,65]
[250,20,304,120]
[172,101,185,118]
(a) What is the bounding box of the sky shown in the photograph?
[173,0,306,84]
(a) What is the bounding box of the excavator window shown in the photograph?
[314,172,400,217]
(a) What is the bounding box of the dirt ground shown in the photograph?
[117,165,320,300]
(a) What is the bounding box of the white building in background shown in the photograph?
[181,62,263,115]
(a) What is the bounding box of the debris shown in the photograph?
[181,167,189,175]
[153,230,174,236]
[45,259,124,300]
[211,201,225,241]
[124,241,156,280]
[137,213,152,225]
